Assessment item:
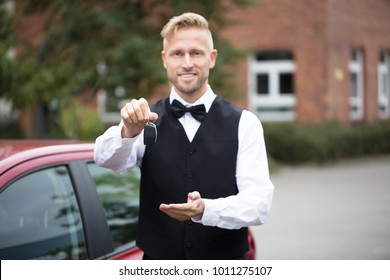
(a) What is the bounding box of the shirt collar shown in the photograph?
[169,85,216,113]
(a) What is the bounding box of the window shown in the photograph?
[378,50,390,119]
[249,50,296,121]
[97,87,127,124]
[349,49,364,120]
[256,74,269,94]
[280,73,294,94]
[87,163,140,249]
[0,166,86,260]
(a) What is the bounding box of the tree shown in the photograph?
[1,0,15,98]
[1,0,258,138]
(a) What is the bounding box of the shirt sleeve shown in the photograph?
[193,110,274,229]
[94,121,145,174]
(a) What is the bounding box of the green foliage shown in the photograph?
[264,122,390,164]
[55,100,106,141]
[4,53,94,108]
[0,120,24,139]
[0,0,15,95]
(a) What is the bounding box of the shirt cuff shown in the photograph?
[117,122,140,146]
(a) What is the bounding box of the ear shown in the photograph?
[161,50,167,69]
[209,49,218,69]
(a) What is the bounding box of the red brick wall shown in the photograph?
[327,0,390,123]
[221,0,390,123]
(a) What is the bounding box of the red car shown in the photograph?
[0,140,256,260]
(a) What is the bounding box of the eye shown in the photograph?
[191,50,203,57]
[172,51,182,57]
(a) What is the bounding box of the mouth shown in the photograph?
[178,73,197,79]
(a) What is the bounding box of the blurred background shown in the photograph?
[1,0,390,259]
[252,154,390,260]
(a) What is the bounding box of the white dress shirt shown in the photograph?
[94,86,274,230]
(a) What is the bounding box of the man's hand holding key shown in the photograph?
[120,98,158,140]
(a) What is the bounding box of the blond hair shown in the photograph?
[160,12,213,49]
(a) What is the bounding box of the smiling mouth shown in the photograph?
[179,73,196,78]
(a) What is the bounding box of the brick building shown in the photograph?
[220,0,390,123]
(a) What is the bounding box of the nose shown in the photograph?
[183,53,193,69]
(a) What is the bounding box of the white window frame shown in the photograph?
[248,55,296,122]
[0,98,17,122]
[348,49,364,120]
[378,51,390,119]
[97,90,126,124]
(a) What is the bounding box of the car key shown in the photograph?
[144,122,157,146]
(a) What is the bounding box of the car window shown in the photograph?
[87,163,140,249]
[0,166,86,260]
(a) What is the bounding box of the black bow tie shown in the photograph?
[170,99,206,122]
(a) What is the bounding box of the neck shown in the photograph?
[175,85,209,104]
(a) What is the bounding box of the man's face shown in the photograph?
[161,27,217,102]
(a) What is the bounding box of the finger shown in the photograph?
[160,203,190,215]
[160,203,184,211]
[121,102,137,125]
[139,98,158,123]
[159,204,188,221]
[130,99,147,123]
[187,192,205,219]
[160,202,200,220]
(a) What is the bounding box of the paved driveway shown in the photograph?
[252,155,390,260]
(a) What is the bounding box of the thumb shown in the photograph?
[149,112,159,123]
[188,191,201,202]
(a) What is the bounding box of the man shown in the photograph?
[94,12,274,260]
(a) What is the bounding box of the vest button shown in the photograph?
[188,148,195,155]
[186,242,192,248]
[187,171,193,178]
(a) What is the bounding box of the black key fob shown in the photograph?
[144,122,157,146]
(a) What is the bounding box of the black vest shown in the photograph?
[136,96,248,259]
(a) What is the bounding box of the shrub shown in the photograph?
[0,120,24,139]
[263,122,390,164]
[56,100,106,141]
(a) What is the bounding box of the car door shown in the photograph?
[85,161,142,259]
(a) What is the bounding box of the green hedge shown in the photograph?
[264,122,390,164]
[0,120,24,139]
